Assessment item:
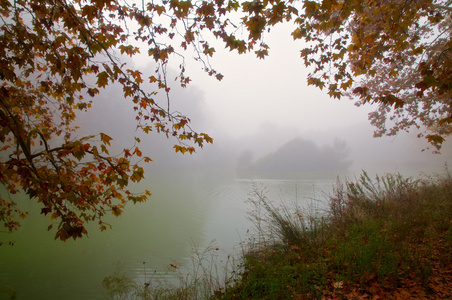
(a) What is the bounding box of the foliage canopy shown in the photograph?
[1,0,451,240]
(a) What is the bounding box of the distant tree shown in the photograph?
[1,0,450,240]
[244,138,351,176]
[320,138,352,171]
[236,150,254,169]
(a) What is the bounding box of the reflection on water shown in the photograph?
[0,172,341,299]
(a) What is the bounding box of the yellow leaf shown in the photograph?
[134,147,142,157]
[112,206,122,217]
[100,133,112,146]
[96,71,109,88]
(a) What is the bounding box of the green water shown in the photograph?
[0,172,337,299]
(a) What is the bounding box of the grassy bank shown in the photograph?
[215,171,452,299]
[103,171,452,299]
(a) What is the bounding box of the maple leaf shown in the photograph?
[96,71,109,88]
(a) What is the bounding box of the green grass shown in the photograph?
[215,171,452,299]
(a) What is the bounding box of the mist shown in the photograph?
[76,58,452,181]
[64,21,452,181]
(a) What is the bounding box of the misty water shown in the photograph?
[0,171,341,299]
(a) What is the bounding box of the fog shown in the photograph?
[74,22,452,179]
[77,57,452,180]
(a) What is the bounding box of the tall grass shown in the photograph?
[245,183,327,252]
[217,171,452,299]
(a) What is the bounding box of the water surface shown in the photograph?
[0,172,340,299]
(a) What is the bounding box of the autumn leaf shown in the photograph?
[100,133,113,146]
[96,71,109,88]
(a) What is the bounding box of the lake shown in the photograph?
[0,170,375,299]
